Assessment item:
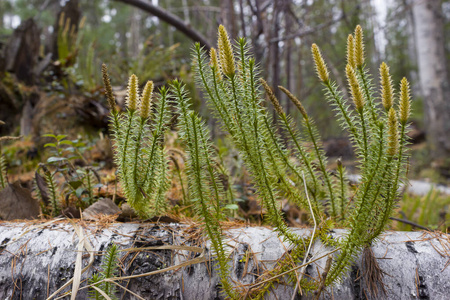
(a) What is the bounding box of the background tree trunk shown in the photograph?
[4,18,40,84]
[128,8,141,59]
[412,0,450,161]
[0,221,449,299]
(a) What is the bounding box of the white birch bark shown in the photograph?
[412,0,450,159]
[0,222,449,299]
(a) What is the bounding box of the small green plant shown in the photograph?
[35,134,102,216]
[36,163,60,216]
[56,13,85,68]
[0,120,22,191]
[89,243,120,300]
[102,64,171,218]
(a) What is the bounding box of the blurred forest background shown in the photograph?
[0,0,449,229]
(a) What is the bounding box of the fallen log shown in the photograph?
[0,220,449,299]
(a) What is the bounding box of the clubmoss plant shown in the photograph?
[171,79,238,299]
[0,121,22,191]
[104,24,411,297]
[191,24,411,294]
[310,26,411,285]
[89,243,120,300]
[102,64,171,218]
[38,163,60,216]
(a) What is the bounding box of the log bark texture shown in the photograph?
[0,221,449,299]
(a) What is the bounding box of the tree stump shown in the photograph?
[4,18,40,85]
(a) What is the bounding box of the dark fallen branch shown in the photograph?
[389,216,431,231]
[113,0,212,49]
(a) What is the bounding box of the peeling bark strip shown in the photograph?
[0,222,449,299]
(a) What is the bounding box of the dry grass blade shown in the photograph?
[108,280,146,300]
[293,171,318,298]
[121,245,203,253]
[54,245,207,299]
[90,285,112,300]
[105,252,207,281]
[70,228,85,300]
[246,247,341,290]
[47,221,95,300]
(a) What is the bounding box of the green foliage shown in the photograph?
[89,243,120,300]
[75,42,100,93]
[190,24,411,293]
[311,27,411,285]
[56,13,85,67]
[0,121,22,191]
[104,24,411,297]
[0,150,7,190]
[103,66,171,218]
[194,37,307,246]
[35,133,102,216]
[398,190,450,231]
[41,164,59,215]
[171,80,238,299]
[128,37,179,83]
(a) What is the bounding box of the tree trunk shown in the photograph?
[128,8,141,59]
[412,0,450,161]
[0,221,449,299]
[220,0,237,40]
[4,18,40,85]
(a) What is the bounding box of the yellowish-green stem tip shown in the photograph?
[278,85,308,119]
[387,107,399,157]
[345,64,364,112]
[140,81,153,119]
[209,47,222,81]
[126,74,139,111]
[311,44,329,83]
[399,77,411,125]
[346,34,356,69]
[260,79,284,116]
[355,25,365,67]
[102,64,116,112]
[217,25,236,78]
[380,62,394,111]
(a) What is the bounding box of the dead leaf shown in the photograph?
[0,181,40,220]
[62,206,81,219]
[82,198,120,221]
[117,203,137,221]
